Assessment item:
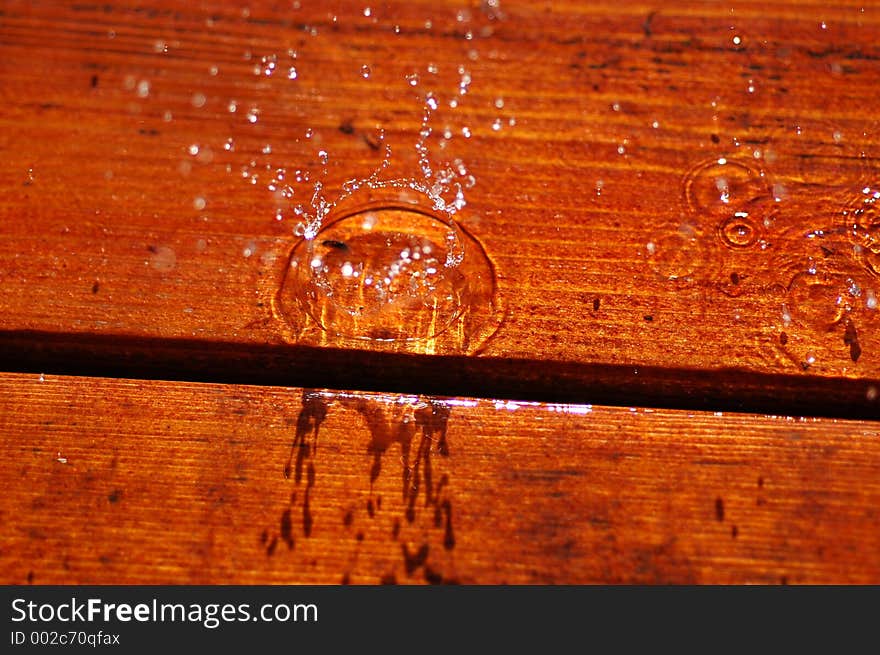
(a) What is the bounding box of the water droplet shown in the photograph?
[363,7,372,17]
[193,196,206,210]
[191,92,206,108]
[318,150,329,164]
[786,270,849,330]
[260,54,278,76]
[224,137,235,151]
[491,118,502,132]
[136,80,150,98]
[288,67,298,80]
[188,144,200,156]
[458,68,472,95]
[277,194,500,353]
[246,108,260,123]
[262,144,272,155]
[406,72,420,87]
[360,64,371,79]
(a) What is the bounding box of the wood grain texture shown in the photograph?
[2,1,880,413]
[1,373,878,584]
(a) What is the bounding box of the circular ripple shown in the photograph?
[647,223,707,287]
[838,185,880,278]
[276,190,500,353]
[717,213,762,249]
[785,269,850,330]
[682,156,775,252]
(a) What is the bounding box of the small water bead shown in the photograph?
[193,196,206,210]
[318,150,329,165]
[188,144,200,156]
[406,73,420,87]
[491,118,503,132]
[246,108,260,124]
[361,65,371,79]
[163,110,172,122]
[305,128,313,139]
[191,92,207,108]
[228,101,238,113]
[262,144,272,154]
[136,80,150,98]
[363,7,371,17]
[427,63,439,75]
[462,127,472,138]
[288,67,298,80]
[224,138,235,151]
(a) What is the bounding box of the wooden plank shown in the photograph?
[2,2,880,412]
[1,372,878,584]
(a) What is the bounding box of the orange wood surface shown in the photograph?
[2,373,879,584]
[2,2,880,585]
[1,1,880,413]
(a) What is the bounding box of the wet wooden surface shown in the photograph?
[1,1,880,413]
[2,373,879,584]
[2,1,880,584]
